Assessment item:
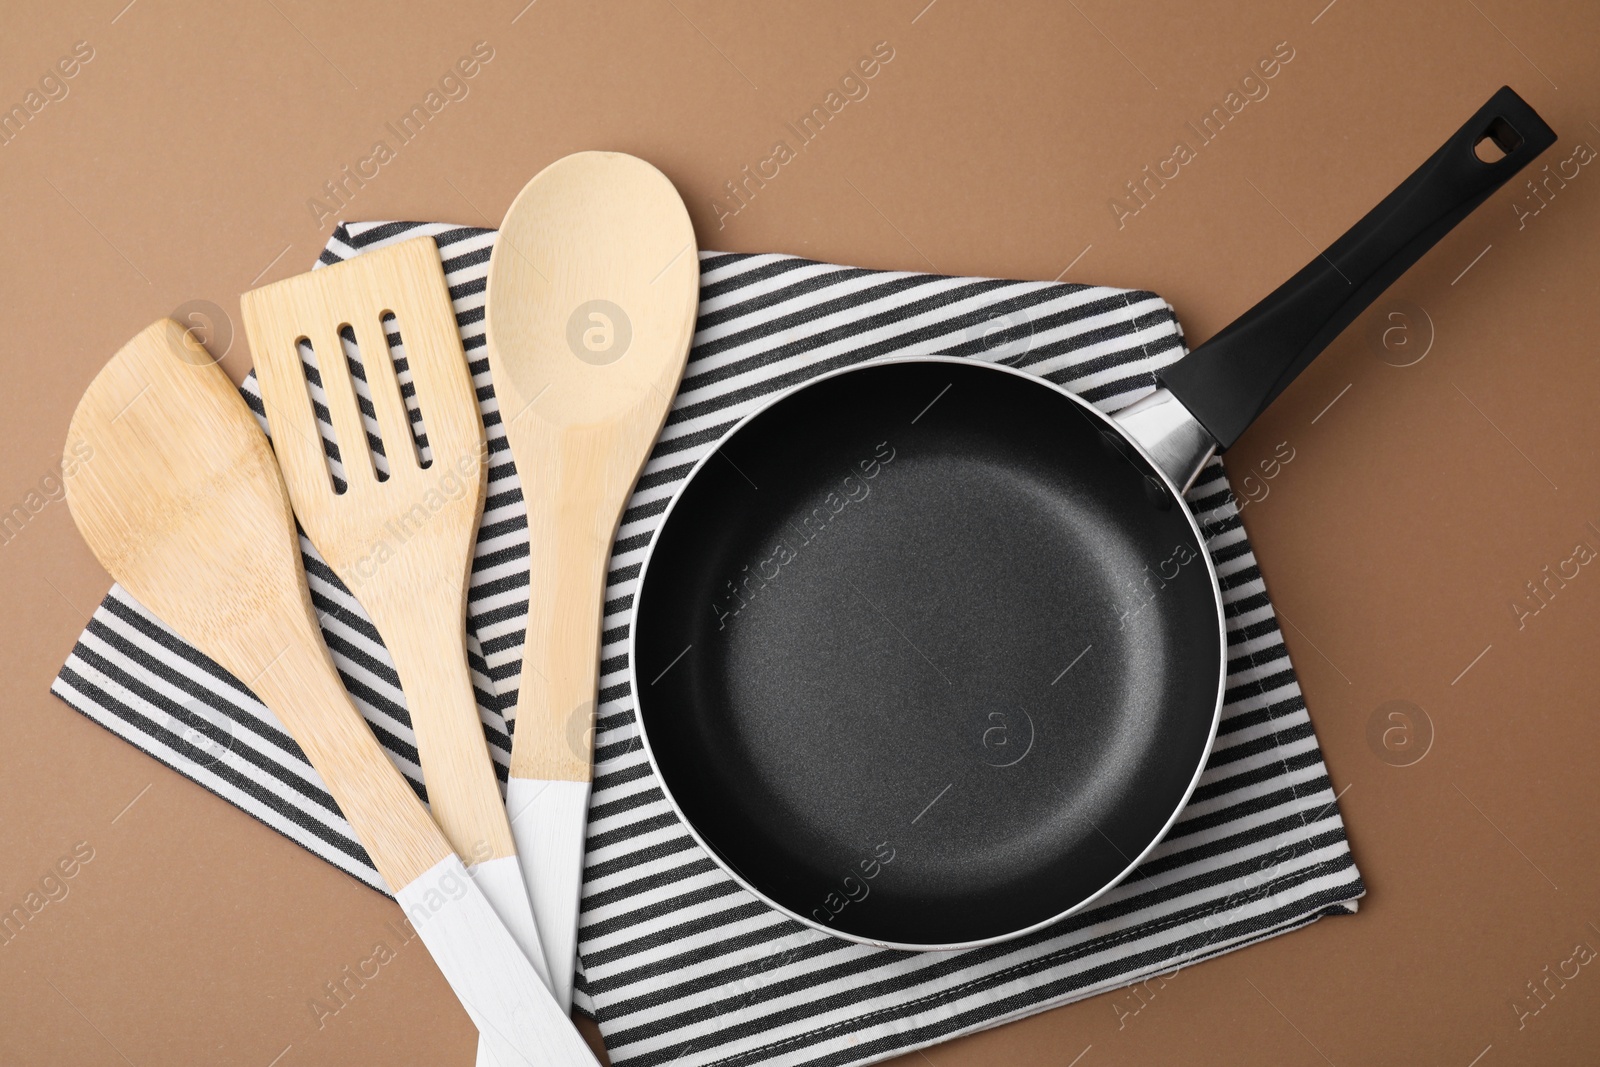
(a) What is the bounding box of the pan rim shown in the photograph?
[628,355,1227,951]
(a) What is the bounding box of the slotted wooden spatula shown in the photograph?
[62,319,597,1066]
[485,151,699,1013]
[241,236,552,991]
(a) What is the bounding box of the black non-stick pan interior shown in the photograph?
[635,359,1223,946]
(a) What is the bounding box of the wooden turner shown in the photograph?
[240,236,552,992]
[63,319,596,1066]
[485,151,699,1013]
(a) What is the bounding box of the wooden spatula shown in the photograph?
[63,319,596,1066]
[485,152,698,1011]
[240,235,553,993]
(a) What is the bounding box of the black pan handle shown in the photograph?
[1158,86,1556,451]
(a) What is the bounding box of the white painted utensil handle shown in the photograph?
[474,776,591,1067]
[509,775,591,1011]
[470,855,554,990]
[399,855,598,1066]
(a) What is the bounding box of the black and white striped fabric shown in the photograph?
[52,221,1363,1066]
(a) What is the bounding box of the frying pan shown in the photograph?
[632,87,1555,949]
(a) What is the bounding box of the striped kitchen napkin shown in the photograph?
[53,221,1364,1067]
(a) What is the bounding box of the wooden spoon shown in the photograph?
[485,151,698,1010]
[242,235,550,992]
[63,319,597,1066]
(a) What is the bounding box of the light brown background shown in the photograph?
[3,1,1598,1064]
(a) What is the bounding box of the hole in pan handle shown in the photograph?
[1159,85,1557,452]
